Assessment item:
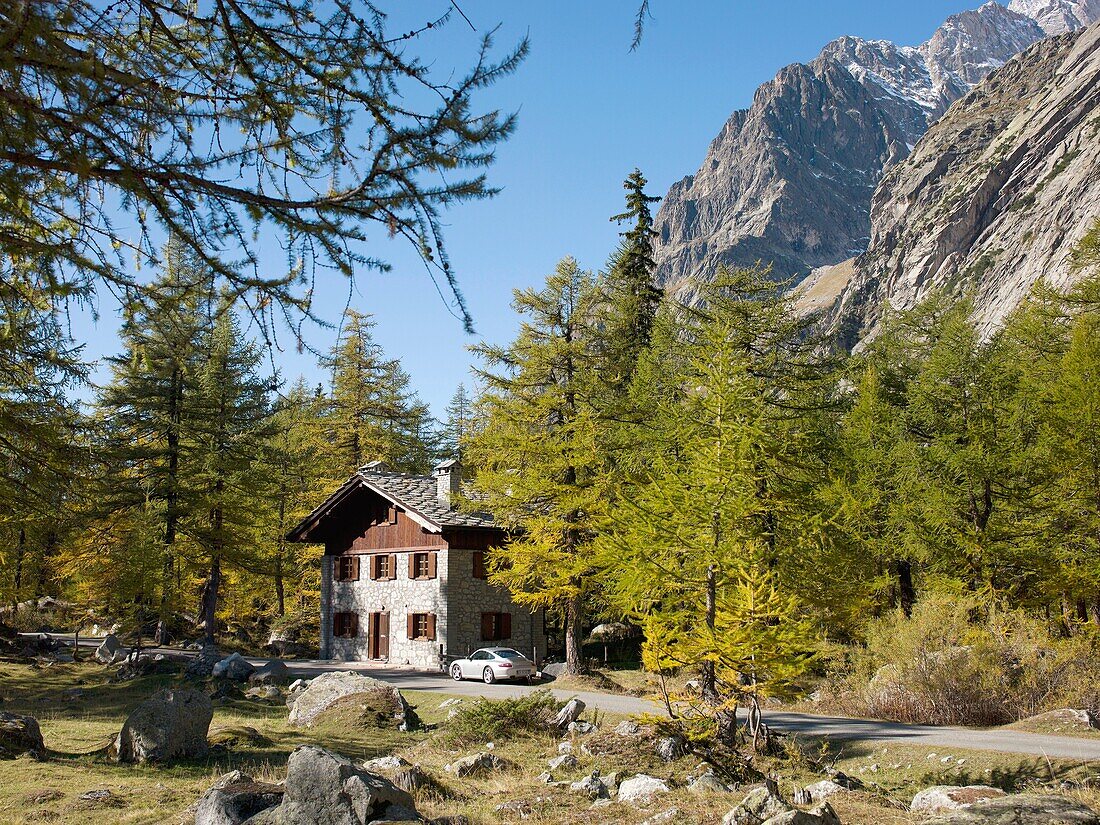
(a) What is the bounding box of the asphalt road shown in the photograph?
[22,633,1100,760]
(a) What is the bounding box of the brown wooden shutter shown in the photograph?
[428,552,437,579]
[426,613,436,641]
[368,555,378,580]
[480,612,494,641]
[473,551,485,579]
[407,613,415,639]
[388,554,397,580]
[407,553,415,579]
[501,612,511,639]
[351,556,360,581]
[348,612,359,636]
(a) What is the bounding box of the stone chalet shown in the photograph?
[287,459,545,669]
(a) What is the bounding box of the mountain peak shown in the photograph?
[1008,0,1100,34]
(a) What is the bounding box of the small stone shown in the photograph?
[614,720,642,737]
[690,772,731,794]
[617,774,671,806]
[362,755,409,772]
[567,720,596,735]
[655,735,686,762]
[552,698,585,729]
[569,771,609,800]
[494,799,533,819]
[910,785,1007,814]
[641,808,680,825]
[549,754,578,771]
[444,752,504,778]
[558,741,574,755]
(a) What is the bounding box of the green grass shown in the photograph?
[1,659,1098,825]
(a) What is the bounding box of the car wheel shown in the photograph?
[451,663,463,681]
[483,666,495,684]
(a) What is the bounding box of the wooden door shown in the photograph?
[378,612,389,659]
[368,612,390,660]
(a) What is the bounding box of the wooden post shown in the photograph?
[73,629,79,662]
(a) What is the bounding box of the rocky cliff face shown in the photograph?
[652,1,1098,295]
[829,22,1100,344]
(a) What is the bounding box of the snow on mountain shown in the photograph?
[1008,0,1100,33]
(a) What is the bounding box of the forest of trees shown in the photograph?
[3,164,1100,741]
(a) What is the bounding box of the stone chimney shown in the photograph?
[434,459,461,506]
[360,460,389,473]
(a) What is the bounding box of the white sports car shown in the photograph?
[450,647,537,684]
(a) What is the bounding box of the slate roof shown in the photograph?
[357,469,496,530]
[287,466,496,541]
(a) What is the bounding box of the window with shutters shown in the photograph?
[333,612,358,638]
[370,553,397,581]
[407,612,436,640]
[480,611,512,641]
[335,556,359,582]
[409,551,436,580]
[472,550,487,579]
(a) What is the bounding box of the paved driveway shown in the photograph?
[25,633,1100,760]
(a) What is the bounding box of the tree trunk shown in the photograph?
[158,366,183,646]
[701,546,719,704]
[275,497,286,616]
[895,559,915,618]
[563,592,584,675]
[13,526,25,604]
[200,553,222,644]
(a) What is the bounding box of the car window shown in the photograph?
[470,651,490,661]
[495,649,525,659]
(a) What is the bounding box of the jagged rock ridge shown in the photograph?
[652,1,1098,295]
[829,22,1100,344]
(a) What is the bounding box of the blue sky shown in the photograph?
[78,0,983,417]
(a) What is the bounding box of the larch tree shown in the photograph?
[442,383,475,461]
[190,306,275,643]
[0,0,526,330]
[466,257,606,675]
[95,238,211,640]
[603,268,826,746]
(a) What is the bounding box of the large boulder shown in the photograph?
[911,786,1008,814]
[94,633,123,664]
[0,712,45,759]
[551,698,585,729]
[723,787,791,825]
[195,770,283,825]
[112,688,212,763]
[249,660,291,685]
[261,745,416,825]
[617,774,671,806]
[212,652,256,682]
[923,794,1100,824]
[286,671,419,731]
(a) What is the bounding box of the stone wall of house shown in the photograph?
[320,556,333,659]
[444,548,546,664]
[328,549,450,670]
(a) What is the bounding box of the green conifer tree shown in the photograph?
[467,258,606,675]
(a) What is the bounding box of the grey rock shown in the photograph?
[213,652,256,682]
[832,24,1100,347]
[249,660,290,685]
[655,735,686,762]
[690,772,732,794]
[570,771,610,800]
[557,741,573,754]
[614,720,642,737]
[600,772,621,791]
[494,799,533,819]
[260,745,415,825]
[377,803,420,822]
[186,643,223,679]
[112,688,212,763]
[548,754,578,771]
[567,720,596,735]
[552,698,585,729]
[195,771,283,825]
[0,711,44,759]
[391,766,430,794]
[444,752,504,778]
[362,756,409,773]
[911,786,1008,814]
[722,787,791,825]
[923,794,1100,824]
[287,671,419,731]
[94,633,122,664]
[760,802,841,825]
[640,809,681,825]
[804,780,847,802]
[617,774,671,806]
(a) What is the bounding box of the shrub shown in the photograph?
[439,690,563,747]
[820,594,1100,726]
